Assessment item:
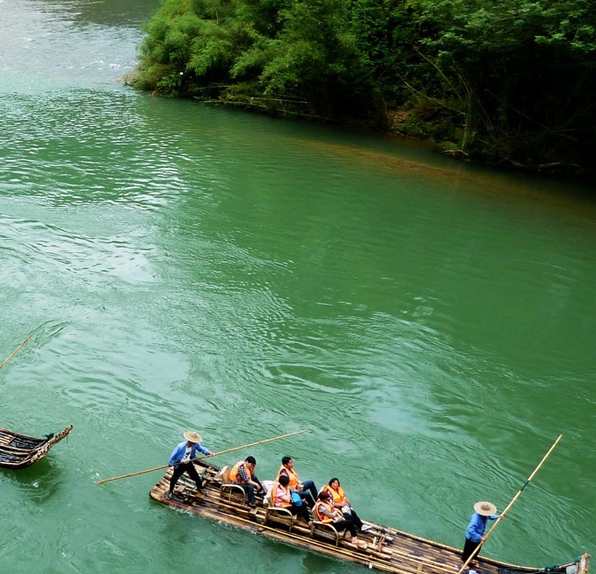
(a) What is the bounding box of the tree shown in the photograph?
[130,0,596,175]
[405,0,596,168]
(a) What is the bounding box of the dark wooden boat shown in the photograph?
[0,425,73,469]
[150,459,590,574]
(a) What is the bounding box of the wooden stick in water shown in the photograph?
[0,333,33,371]
[96,429,308,485]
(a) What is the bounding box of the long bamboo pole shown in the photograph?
[0,333,33,371]
[457,433,563,574]
[96,429,308,485]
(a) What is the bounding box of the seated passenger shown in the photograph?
[322,477,372,532]
[276,456,317,508]
[229,456,266,508]
[271,474,313,525]
[314,491,361,545]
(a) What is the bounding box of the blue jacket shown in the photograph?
[169,441,211,465]
[465,512,499,543]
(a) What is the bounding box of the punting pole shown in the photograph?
[0,333,33,371]
[96,429,308,485]
[458,434,563,574]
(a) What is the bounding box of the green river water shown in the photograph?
[1,1,595,573]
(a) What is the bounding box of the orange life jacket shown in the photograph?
[315,500,335,523]
[272,482,292,508]
[323,485,346,506]
[230,461,252,484]
[276,464,299,490]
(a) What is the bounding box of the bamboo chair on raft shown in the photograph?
[263,480,298,532]
[310,519,345,546]
[217,466,248,504]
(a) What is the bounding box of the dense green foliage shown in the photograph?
[131,0,596,176]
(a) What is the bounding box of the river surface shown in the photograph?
[1,1,595,573]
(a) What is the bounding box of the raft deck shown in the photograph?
[149,460,590,574]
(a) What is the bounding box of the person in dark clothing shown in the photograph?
[271,474,313,525]
[167,431,213,499]
[276,456,318,508]
[314,491,364,546]
[229,455,267,507]
[462,501,501,564]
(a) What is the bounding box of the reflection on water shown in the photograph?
[1,458,67,504]
[4,0,162,27]
[0,0,146,90]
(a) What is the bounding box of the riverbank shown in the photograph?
[125,77,596,185]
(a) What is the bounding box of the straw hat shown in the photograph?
[183,431,202,443]
[474,501,497,516]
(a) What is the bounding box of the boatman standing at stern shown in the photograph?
[462,501,501,565]
[167,431,213,499]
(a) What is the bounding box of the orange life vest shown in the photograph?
[276,464,300,489]
[323,485,346,506]
[230,461,252,484]
[272,482,292,508]
[315,500,335,523]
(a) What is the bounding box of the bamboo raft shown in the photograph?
[0,425,73,469]
[149,459,589,574]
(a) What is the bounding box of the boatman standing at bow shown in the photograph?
[167,431,213,499]
[462,501,501,564]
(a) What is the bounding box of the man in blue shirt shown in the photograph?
[462,501,501,564]
[167,431,213,499]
